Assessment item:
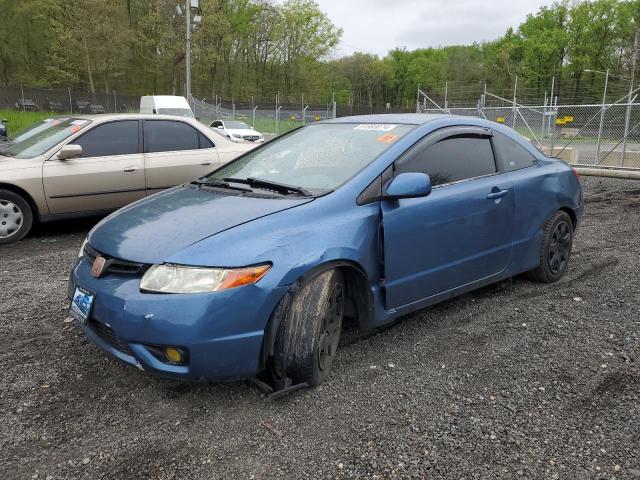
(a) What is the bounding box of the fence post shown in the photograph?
[275,93,279,134]
[68,87,73,114]
[232,102,235,120]
[20,84,25,111]
[252,106,258,129]
[444,81,448,111]
[511,76,518,129]
[541,92,548,141]
[276,106,282,134]
[621,29,639,165]
[550,96,558,153]
[595,69,609,165]
[332,92,336,119]
[113,90,117,113]
[548,76,555,143]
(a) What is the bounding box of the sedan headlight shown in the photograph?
[78,238,88,259]
[140,263,271,294]
[232,133,242,138]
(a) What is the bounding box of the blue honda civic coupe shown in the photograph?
[68,114,582,391]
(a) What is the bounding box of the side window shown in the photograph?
[145,121,200,153]
[199,132,214,149]
[396,134,496,186]
[71,121,139,157]
[492,131,537,172]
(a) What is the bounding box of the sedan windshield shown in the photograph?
[1,118,91,159]
[206,123,415,192]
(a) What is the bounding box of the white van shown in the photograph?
[139,95,194,117]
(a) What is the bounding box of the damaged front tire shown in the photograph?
[272,269,345,387]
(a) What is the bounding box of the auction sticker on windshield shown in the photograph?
[70,286,95,324]
[354,124,396,131]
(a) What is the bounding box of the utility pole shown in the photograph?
[621,29,639,165]
[185,0,191,102]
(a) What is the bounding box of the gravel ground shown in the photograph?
[1,177,639,480]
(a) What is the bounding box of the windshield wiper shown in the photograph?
[190,179,252,193]
[223,177,313,197]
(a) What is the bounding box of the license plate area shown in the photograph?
[69,286,95,324]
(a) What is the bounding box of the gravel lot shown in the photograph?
[1,177,639,480]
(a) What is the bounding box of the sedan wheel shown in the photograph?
[526,210,573,283]
[273,269,345,386]
[0,200,23,239]
[0,190,33,244]
[548,220,571,274]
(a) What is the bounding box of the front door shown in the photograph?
[43,120,146,215]
[143,119,221,192]
[381,127,515,309]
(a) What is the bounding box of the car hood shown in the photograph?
[88,186,313,264]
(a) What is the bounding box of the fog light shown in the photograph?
[164,347,183,364]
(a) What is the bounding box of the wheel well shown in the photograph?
[259,261,374,370]
[559,207,577,230]
[0,183,40,220]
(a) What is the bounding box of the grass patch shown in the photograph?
[252,117,304,134]
[0,109,58,136]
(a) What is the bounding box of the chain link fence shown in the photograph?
[4,82,639,169]
[418,91,640,169]
[191,98,337,135]
[0,84,139,114]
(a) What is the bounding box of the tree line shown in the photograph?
[0,0,638,108]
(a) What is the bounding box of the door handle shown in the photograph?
[123,167,137,173]
[201,162,212,166]
[486,189,508,200]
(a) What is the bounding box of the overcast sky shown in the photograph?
[314,0,556,58]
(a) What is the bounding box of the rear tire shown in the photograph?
[0,189,33,245]
[526,210,573,283]
[273,270,345,386]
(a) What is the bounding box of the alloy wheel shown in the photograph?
[548,221,571,274]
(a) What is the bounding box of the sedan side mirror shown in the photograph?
[217,125,224,130]
[384,172,432,200]
[58,144,83,160]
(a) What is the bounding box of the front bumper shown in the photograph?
[69,258,288,381]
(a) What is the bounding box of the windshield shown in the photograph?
[156,108,194,118]
[226,121,250,129]
[1,118,91,159]
[206,123,415,191]
[8,118,67,143]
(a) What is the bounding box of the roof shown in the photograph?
[63,113,198,122]
[324,113,458,125]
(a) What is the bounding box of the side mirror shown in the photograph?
[217,125,224,130]
[58,144,83,160]
[384,172,432,200]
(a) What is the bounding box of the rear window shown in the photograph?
[492,131,537,171]
[145,120,200,152]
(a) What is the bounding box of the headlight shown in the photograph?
[78,238,88,259]
[140,263,271,294]
[232,133,242,138]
